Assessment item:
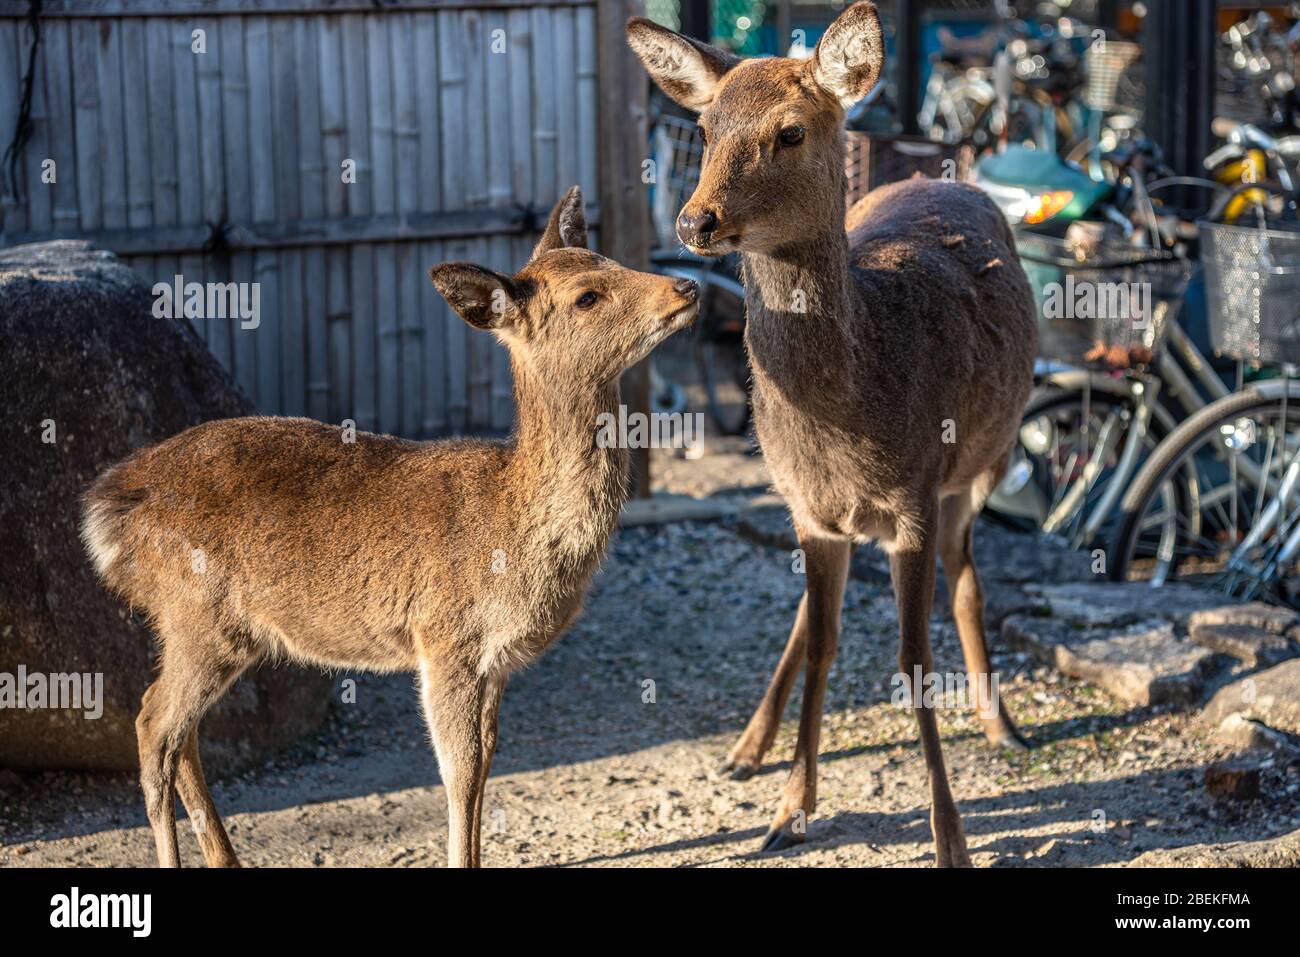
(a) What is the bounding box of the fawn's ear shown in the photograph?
[806,2,884,110]
[626,17,739,112]
[428,263,521,331]
[531,185,588,260]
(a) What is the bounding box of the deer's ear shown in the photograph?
[428,263,520,331]
[806,2,884,109]
[626,17,738,112]
[531,185,588,260]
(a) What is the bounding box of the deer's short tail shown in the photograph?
[80,458,149,582]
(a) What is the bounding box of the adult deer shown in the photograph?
[81,188,698,868]
[628,2,1037,865]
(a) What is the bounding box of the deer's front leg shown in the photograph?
[891,505,972,867]
[419,657,485,869]
[719,593,809,780]
[759,533,851,852]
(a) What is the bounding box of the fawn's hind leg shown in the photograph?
[175,727,241,867]
[938,482,1028,752]
[137,624,253,867]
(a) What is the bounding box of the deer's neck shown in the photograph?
[741,223,861,389]
[503,362,628,570]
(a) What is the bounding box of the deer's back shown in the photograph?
[845,175,1036,461]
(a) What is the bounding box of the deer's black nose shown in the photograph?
[673,277,698,301]
[677,209,718,246]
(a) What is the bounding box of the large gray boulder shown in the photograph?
[0,242,331,772]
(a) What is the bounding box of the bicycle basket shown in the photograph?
[1016,231,1193,370]
[1201,220,1300,366]
[1084,41,1142,113]
[651,114,703,249]
[844,133,972,209]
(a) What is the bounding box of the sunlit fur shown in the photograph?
[81,187,697,869]
[630,2,1037,866]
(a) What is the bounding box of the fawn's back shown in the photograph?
[84,416,528,673]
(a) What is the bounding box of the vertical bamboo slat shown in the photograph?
[39,21,76,235]
[22,15,51,233]
[1,1,602,443]
[296,16,329,422]
[144,18,178,229]
[121,18,152,230]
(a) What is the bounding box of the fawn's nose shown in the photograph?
[673,277,699,302]
[676,209,718,247]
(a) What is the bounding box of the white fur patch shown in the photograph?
[80,502,122,578]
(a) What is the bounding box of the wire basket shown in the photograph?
[1084,40,1142,113]
[1016,232,1193,370]
[651,114,703,250]
[844,133,973,209]
[1201,220,1300,366]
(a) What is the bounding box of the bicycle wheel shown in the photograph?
[986,380,1182,544]
[1110,383,1300,603]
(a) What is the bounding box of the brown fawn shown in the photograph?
[81,187,698,868]
[629,2,1037,865]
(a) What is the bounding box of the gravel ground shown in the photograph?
[4,517,1299,868]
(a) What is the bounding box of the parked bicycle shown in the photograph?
[1109,215,1300,605]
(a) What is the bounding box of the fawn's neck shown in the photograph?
[504,361,628,566]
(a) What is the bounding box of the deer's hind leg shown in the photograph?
[939,479,1029,752]
[137,620,255,867]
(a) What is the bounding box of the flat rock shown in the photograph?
[1202,659,1300,737]
[1003,614,1221,706]
[1188,622,1297,668]
[1023,581,1233,629]
[1212,713,1300,755]
[1189,601,1299,635]
[1120,826,1300,867]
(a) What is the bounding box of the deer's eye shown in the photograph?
[778,126,805,147]
[576,291,598,309]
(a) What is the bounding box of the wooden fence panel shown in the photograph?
[0,0,604,439]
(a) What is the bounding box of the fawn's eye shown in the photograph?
[576,291,598,309]
[778,126,805,147]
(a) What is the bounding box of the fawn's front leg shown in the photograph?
[419,658,486,868]
[760,533,851,852]
[891,503,971,867]
[470,677,505,866]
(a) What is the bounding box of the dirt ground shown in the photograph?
[4,494,1298,868]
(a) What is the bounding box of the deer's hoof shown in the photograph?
[759,826,806,854]
[986,727,1031,753]
[716,757,758,781]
